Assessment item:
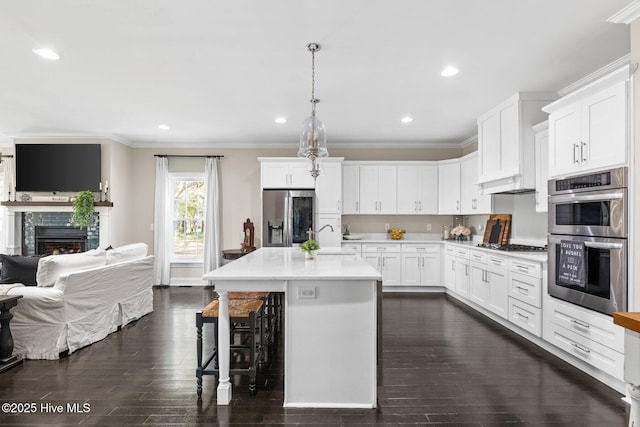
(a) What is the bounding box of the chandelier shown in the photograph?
[297,42,328,179]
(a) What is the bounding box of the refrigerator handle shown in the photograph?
[284,192,292,247]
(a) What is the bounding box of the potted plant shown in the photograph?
[300,239,320,259]
[71,190,96,229]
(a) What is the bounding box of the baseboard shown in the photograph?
[168,277,210,287]
[382,286,445,293]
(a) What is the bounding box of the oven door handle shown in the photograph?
[584,241,624,250]
[550,192,624,203]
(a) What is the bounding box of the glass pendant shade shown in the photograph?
[298,114,328,159]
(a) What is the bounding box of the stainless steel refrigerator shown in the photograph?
[262,190,315,247]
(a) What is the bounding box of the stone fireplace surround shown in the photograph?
[3,202,112,255]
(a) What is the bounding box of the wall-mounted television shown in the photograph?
[15,144,101,192]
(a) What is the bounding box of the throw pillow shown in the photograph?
[0,254,43,286]
[36,250,107,287]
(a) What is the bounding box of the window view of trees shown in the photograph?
[173,179,205,259]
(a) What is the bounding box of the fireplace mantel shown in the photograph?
[3,202,113,255]
[1,201,114,208]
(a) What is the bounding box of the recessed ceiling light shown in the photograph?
[32,48,60,60]
[275,117,287,124]
[441,66,459,77]
[158,124,170,130]
[401,116,413,124]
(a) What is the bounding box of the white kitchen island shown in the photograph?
[203,247,382,408]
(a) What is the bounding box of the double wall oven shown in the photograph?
[547,167,627,315]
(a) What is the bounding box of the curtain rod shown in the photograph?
[154,154,224,158]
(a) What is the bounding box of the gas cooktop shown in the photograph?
[476,243,547,252]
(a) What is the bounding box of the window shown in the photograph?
[170,173,205,262]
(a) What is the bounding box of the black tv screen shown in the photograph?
[15,144,101,192]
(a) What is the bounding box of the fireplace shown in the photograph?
[35,226,88,256]
[3,204,111,256]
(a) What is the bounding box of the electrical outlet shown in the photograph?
[426,224,432,231]
[384,223,390,231]
[297,286,316,299]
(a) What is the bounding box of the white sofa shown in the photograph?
[6,243,154,360]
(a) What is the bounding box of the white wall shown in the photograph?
[492,193,548,245]
[107,140,136,247]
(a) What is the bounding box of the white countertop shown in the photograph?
[204,247,382,281]
[341,234,548,263]
[442,240,548,263]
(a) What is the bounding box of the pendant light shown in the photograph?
[297,42,328,179]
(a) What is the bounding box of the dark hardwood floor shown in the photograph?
[0,287,627,426]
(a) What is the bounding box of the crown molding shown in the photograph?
[607,1,640,24]
[7,134,472,150]
[460,135,478,148]
[9,133,134,147]
[128,139,468,149]
[557,55,632,97]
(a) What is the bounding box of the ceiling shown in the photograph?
[0,0,632,148]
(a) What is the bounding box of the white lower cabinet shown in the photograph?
[443,246,456,292]
[469,250,488,306]
[543,296,624,380]
[469,251,509,320]
[486,255,509,319]
[362,243,402,286]
[454,248,470,299]
[507,257,543,337]
[509,299,542,337]
[401,244,441,287]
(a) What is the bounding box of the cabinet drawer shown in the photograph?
[341,242,362,254]
[510,259,542,278]
[455,247,470,259]
[362,243,401,252]
[487,254,508,269]
[544,319,623,380]
[402,244,439,253]
[546,297,624,353]
[470,250,487,263]
[508,298,542,337]
[444,245,456,256]
[508,272,541,308]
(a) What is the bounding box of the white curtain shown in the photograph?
[153,157,171,285]
[203,157,221,274]
[5,156,13,201]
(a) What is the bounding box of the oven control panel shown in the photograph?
[549,166,627,195]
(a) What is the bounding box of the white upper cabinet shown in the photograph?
[477,92,556,194]
[342,164,360,214]
[533,121,549,212]
[543,65,630,178]
[397,164,438,214]
[460,152,492,214]
[259,158,316,189]
[315,158,343,214]
[359,165,397,214]
[438,160,461,214]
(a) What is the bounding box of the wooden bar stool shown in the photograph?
[195,297,265,397]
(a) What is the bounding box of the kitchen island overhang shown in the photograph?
[203,247,382,408]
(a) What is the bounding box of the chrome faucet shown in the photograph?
[318,224,334,233]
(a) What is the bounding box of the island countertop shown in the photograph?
[204,247,381,281]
